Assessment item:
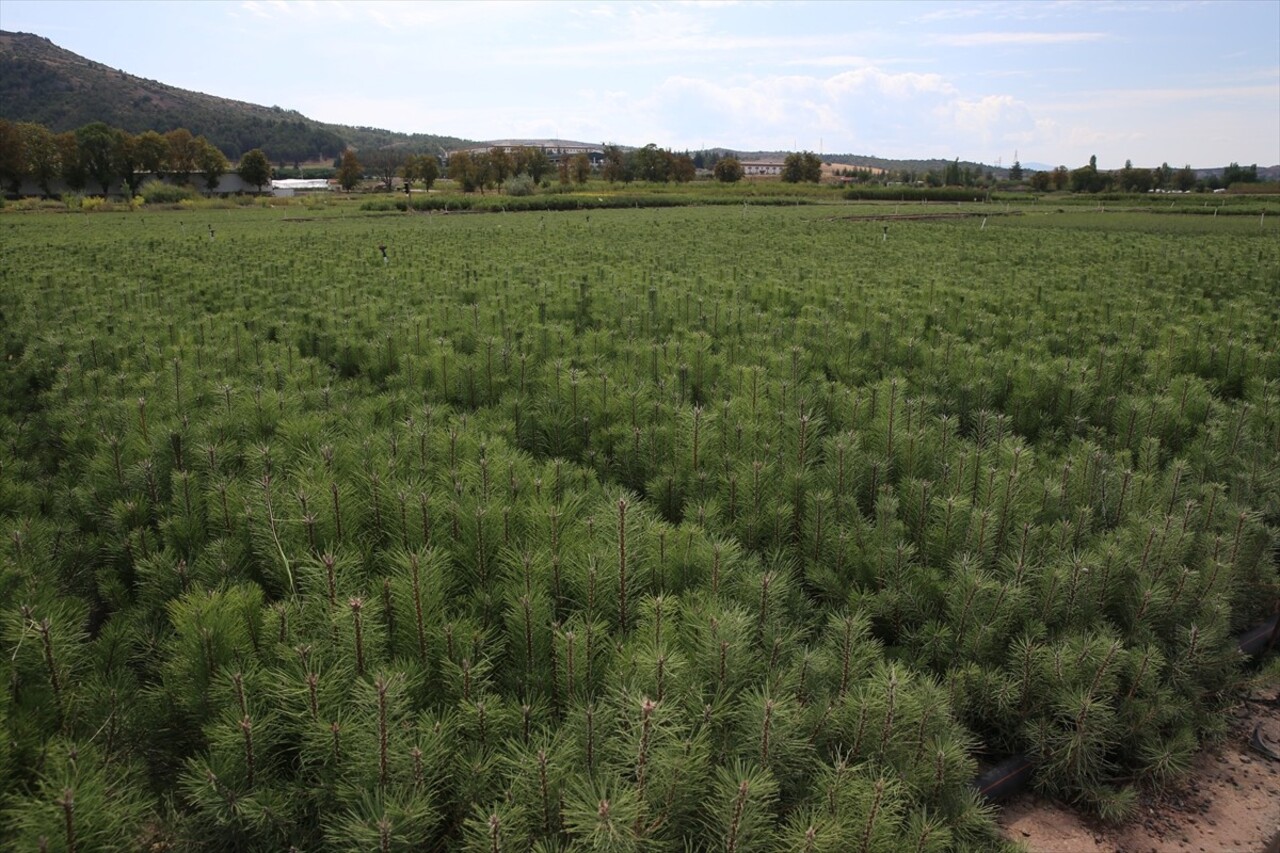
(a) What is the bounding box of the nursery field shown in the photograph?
[0,203,1278,851]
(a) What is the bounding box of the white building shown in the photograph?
[740,161,785,177]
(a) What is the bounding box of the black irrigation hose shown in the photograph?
[1237,613,1280,659]
[972,753,1036,803]
[971,609,1280,804]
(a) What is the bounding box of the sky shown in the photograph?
[3,0,1278,169]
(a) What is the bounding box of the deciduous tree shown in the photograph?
[602,145,628,183]
[449,150,486,193]
[1175,164,1196,192]
[782,151,822,183]
[0,119,24,195]
[337,150,363,191]
[56,131,86,192]
[135,130,170,178]
[76,122,117,195]
[570,153,591,185]
[19,122,59,197]
[488,147,513,190]
[404,153,440,190]
[714,157,744,183]
[942,158,963,187]
[1221,162,1258,185]
[236,147,270,193]
[1119,160,1153,193]
[670,152,696,183]
[112,130,146,196]
[420,153,441,190]
[525,147,552,183]
[198,137,231,190]
[635,144,669,183]
[1070,157,1108,193]
[165,128,198,184]
[366,147,408,192]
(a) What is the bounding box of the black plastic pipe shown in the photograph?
[972,753,1035,803]
[1237,613,1280,658]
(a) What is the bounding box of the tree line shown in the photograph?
[334,145,567,195]
[1021,157,1260,194]
[329,144,830,193]
[0,119,275,197]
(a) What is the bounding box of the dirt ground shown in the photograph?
[999,683,1280,853]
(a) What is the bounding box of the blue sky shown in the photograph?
[3,0,1277,168]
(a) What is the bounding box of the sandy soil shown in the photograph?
[999,684,1280,853]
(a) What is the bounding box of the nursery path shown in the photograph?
[999,681,1280,853]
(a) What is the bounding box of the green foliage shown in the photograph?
[0,202,1276,850]
[715,157,745,183]
[4,739,153,851]
[74,121,115,195]
[782,152,822,184]
[337,149,362,191]
[238,148,271,193]
[504,174,536,197]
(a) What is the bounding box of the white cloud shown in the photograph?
[936,94,1035,143]
[236,0,539,29]
[931,30,1109,46]
[782,55,889,68]
[602,68,992,155]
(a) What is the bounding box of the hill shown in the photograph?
[0,31,471,164]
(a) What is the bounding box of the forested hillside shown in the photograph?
[0,31,470,163]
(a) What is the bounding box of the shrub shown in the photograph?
[141,179,201,205]
[504,175,537,197]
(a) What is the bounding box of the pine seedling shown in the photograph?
[777,804,848,853]
[3,739,152,853]
[459,798,532,853]
[803,609,881,709]
[560,777,646,852]
[456,691,524,754]
[179,747,295,850]
[501,586,555,698]
[5,596,89,736]
[733,688,813,802]
[386,546,449,671]
[502,733,572,840]
[323,787,440,853]
[439,649,497,707]
[682,600,757,701]
[616,640,690,706]
[160,584,265,724]
[703,761,780,853]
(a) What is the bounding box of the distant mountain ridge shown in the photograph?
[0,31,472,163]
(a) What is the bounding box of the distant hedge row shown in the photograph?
[842,186,995,203]
[360,193,815,213]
